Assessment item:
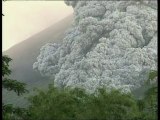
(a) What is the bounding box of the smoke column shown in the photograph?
[33,0,157,93]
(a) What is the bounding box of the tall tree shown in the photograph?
[2,55,28,120]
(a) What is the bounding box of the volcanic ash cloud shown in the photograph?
[33,0,157,93]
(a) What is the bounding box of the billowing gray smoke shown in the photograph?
[33,0,157,93]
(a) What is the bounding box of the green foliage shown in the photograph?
[145,70,157,116]
[145,70,157,85]
[28,85,84,120]
[135,70,158,120]
[28,85,142,120]
[2,55,28,120]
[142,87,157,119]
[2,55,28,95]
[2,103,30,120]
[148,70,157,81]
[3,78,28,96]
[2,55,12,77]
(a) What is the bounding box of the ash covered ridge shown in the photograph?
[33,0,157,93]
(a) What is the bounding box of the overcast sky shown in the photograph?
[2,1,73,51]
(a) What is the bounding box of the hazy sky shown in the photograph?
[2,1,73,51]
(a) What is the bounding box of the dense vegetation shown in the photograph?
[2,56,157,120]
[27,85,157,120]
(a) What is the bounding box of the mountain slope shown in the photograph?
[3,15,73,107]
